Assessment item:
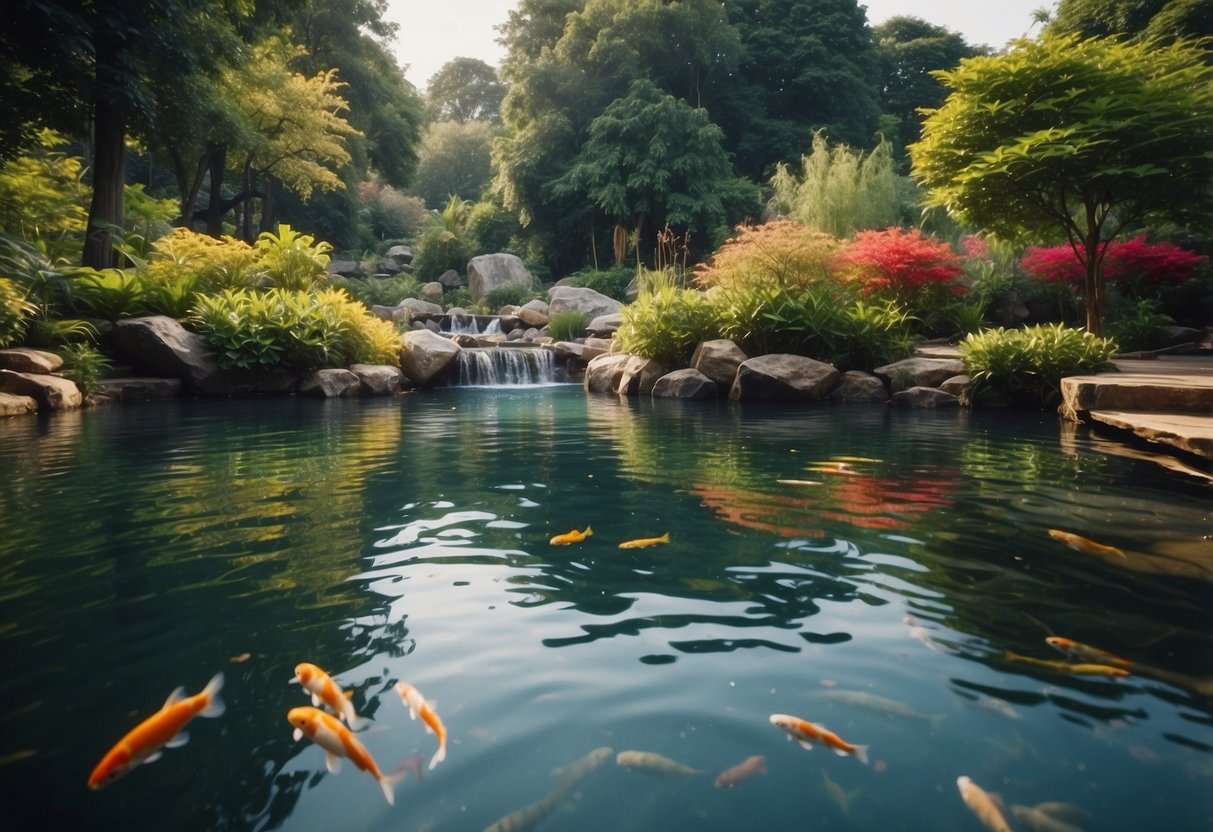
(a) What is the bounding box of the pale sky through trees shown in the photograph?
[384,0,1053,92]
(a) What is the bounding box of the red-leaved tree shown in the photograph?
[1021,235,1206,286]
[835,227,966,297]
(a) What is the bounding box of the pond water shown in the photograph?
[0,387,1210,831]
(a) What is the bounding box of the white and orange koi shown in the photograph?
[957,775,1012,832]
[395,682,447,770]
[769,714,869,765]
[293,662,362,727]
[549,526,592,546]
[88,672,225,789]
[1045,636,1133,669]
[618,532,670,549]
[287,706,404,805]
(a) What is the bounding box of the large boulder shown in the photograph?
[874,357,966,393]
[386,244,414,266]
[113,315,227,395]
[401,298,444,320]
[326,260,361,278]
[0,370,82,410]
[548,286,623,323]
[691,339,748,388]
[729,354,840,402]
[438,269,462,289]
[892,386,960,408]
[400,329,461,385]
[584,353,632,394]
[300,368,362,398]
[468,253,533,301]
[350,363,404,395]
[652,368,718,399]
[517,299,550,328]
[0,348,64,374]
[829,370,889,403]
[421,282,444,303]
[616,355,665,396]
[550,341,606,364]
[91,377,183,402]
[586,312,623,337]
[0,391,37,416]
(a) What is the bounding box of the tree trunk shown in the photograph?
[83,100,126,269]
[206,145,228,237]
[258,176,277,235]
[240,161,255,241]
[1081,213,1104,337]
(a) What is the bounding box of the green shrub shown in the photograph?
[0,276,33,347]
[57,342,112,394]
[411,224,472,282]
[1107,297,1174,352]
[138,273,200,318]
[548,310,589,341]
[191,289,346,373]
[255,224,332,291]
[329,275,423,309]
[142,227,264,297]
[961,324,1118,408]
[70,268,145,321]
[484,283,537,309]
[564,266,635,301]
[615,274,719,368]
[311,288,402,366]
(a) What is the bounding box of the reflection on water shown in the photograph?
[0,390,1209,831]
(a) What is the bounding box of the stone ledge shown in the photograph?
[1087,410,1213,462]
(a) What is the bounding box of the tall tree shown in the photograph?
[411,120,498,207]
[1047,0,1213,42]
[910,35,1213,336]
[425,58,506,124]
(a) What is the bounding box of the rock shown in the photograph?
[523,327,542,341]
[506,328,524,341]
[438,269,462,289]
[586,312,624,337]
[401,298,444,320]
[468,253,533,301]
[550,341,606,363]
[451,334,480,348]
[400,329,461,385]
[874,357,966,393]
[1159,325,1202,348]
[326,260,361,277]
[939,374,969,397]
[517,299,550,328]
[0,370,82,410]
[0,347,64,374]
[990,291,1030,327]
[892,386,960,408]
[113,315,228,395]
[729,354,840,402]
[377,260,402,275]
[584,353,633,394]
[371,303,408,323]
[300,368,362,398]
[349,366,405,400]
[421,282,443,302]
[0,391,37,416]
[499,314,521,332]
[625,276,641,302]
[548,286,623,323]
[829,371,889,403]
[91,377,183,401]
[616,355,665,396]
[652,368,718,399]
[386,244,414,266]
[585,337,615,352]
[424,320,442,334]
[691,339,748,388]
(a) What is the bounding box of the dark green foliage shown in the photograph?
[328,275,422,309]
[411,225,474,283]
[485,283,538,309]
[1048,0,1213,42]
[425,58,505,124]
[57,342,112,394]
[564,266,635,301]
[961,324,1119,408]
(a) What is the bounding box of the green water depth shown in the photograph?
[0,388,1209,831]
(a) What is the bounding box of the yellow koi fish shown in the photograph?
[395,682,448,770]
[618,532,670,549]
[769,714,869,764]
[1047,528,1125,558]
[88,672,225,789]
[293,662,361,727]
[1046,636,1133,669]
[957,775,1012,832]
[287,706,404,805]
[549,526,592,546]
[1004,651,1131,677]
[714,754,767,788]
[615,750,702,776]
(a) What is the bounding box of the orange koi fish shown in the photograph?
[287,706,404,805]
[618,532,670,550]
[88,672,225,789]
[395,682,447,770]
[957,776,1012,832]
[1045,637,1133,669]
[293,662,362,727]
[549,526,592,546]
[714,754,767,788]
[769,714,869,765]
[1004,651,1131,677]
[1047,529,1125,558]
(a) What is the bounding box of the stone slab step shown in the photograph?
[1087,410,1213,462]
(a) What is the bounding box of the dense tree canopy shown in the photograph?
[425,58,506,124]
[411,120,498,206]
[1047,0,1213,42]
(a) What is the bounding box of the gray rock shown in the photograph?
[113,315,228,395]
[91,377,183,401]
[691,339,748,388]
[0,369,82,410]
[468,253,533,301]
[401,298,444,320]
[327,260,361,277]
[0,391,38,416]
[729,354,840,401]
[300,368,362,398]
[584,353,633,394]
[517,299,550,328]
[586,312,624,337]
[549,287,623,323]
[386,244,414,266]
[891,386,960,408]
[829,371,889,403]
[585,337,615,352]
[424,320,442,334]
[371,303,408,323]
[421,282,443,302]
[438,269,462,289]
[523,327,542,341]
[0,347,64,374]
[401,329,461,385]
[616,355,665,396]
[506,328,524,341]
[874,357,966,393]
[939,374,970,397]
[652,368,718,399]
[551,341,606,363]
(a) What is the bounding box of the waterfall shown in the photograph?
[446,315,481,335]
[455,348,558,387]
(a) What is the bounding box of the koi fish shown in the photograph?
[486,748,614,832]
[714,754,767,788]
[776,479,823,487]
[550,746,614,789]
[395,682,447,770]
[903,615,943,653]
[768,714,869,765]
[615,750,702,776]
[88,672,225,789]
[1047,528,1125,558]
[618,532,670,549]
[549,526,592,546]
[821,769,859,818]
[1046,636,1132,669]
[287,706,404,805]
[293,662,361,727]
[956,775,1012,832]
[973,696,1021,721]
[817,690,944,729]
[1011,804,1084,832]
[1004,651,1131,677]
[1032,802,1092,825]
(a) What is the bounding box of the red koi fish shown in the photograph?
[287,706,404,805]
[715,754,767,788]
[769,714,869,764]
[293,662,362,727]
[88,672,225,789]
[395,682,448,769]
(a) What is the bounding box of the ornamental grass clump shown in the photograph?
[615,269,718,368]
[960,323,1117,409]
[191,289,346,373]
[548,310,589,342]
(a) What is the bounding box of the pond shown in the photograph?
[0,387,1210,831]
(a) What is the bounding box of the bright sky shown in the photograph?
[384,0,1055,92]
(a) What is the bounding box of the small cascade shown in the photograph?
[446,315,481,335]
[483,318,503,336]
[455,347,557,387]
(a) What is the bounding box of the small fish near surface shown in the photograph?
[293,662,362,728]
[287,706,405,805]
[1011,804,1085,832]
[1031,802,1093,826]
[486,747,614,832]
[817,689,944,730]
[395,682,448,770]
[769,714,869,765]
[1047,528,1126,559]
[1003,651,1131,678]
[714,754,767,788]
[956,775,1012,832]
[618,532,670,550]
[616,750,702,777]
[1045,636,1133,670]
[549,526,592,546]
[88,672,225,789]
[551,746,614,790]
[821,768,860,818]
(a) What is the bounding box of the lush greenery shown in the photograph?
[960,324,1119,407]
